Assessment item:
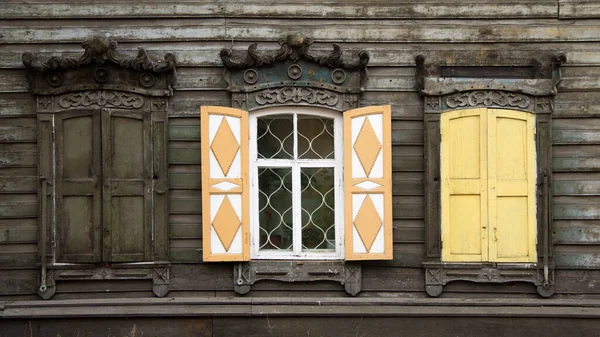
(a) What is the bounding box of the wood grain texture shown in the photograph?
[0,2,558,20]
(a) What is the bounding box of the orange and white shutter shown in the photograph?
[344,106,393,260]
[201,106,249,261]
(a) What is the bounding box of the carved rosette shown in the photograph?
[58,90,145,109]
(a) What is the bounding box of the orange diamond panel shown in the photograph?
[212,196,241,251]
[211,118,240,176]
[353,195,383,252]
[353,117,381,176]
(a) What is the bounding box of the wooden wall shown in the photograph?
[1,0,600,300]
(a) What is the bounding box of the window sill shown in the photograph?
[233,260,361,296]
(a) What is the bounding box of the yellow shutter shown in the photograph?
[441,108,488,262]
[201,106,249,261]
[441,108,537,263]
[488,109,537,262]
[344,105,393,260]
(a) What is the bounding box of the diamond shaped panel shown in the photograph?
[353,195,383,252]
[353,118,381,176]
[211,118,240,176]
[212,196,241,251]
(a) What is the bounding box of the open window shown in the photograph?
[201,34,391,295]
[416,54,566,297]
[23,37,176,299]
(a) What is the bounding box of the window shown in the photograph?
[440,108,537,263]
[249,107,343,259]
[201,105,393,262]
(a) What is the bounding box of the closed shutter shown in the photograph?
[55,109,102,263]
[344,106,393,260]
[441,108,488,262]
[103,109,152,262]
[488,109,537,262]
[201,106,250,261]
[441,108,537,263]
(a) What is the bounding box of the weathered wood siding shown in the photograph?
[1,0,600,300]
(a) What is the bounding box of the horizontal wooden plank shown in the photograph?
[553,226,600,244]
[0,226,38,244]
[170,247,202,263]
[555,246,600,268]
[0,202,37,219]
[0,176,37,194]
[553,180,600,196]
[4,20,600,45]
[0,252,37,269]
[170,223,202,239]
[0,269,38,295]
[0,94,36,117]
[553,157,600,172]
[0,125,36,143]
[554,204,600,220]
[0,151,36,168]
[553,130,600,145]
[560,1,600,19]
[0,3,558,20]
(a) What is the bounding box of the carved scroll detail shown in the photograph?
[221,33,369,71]
[58,90,144,109]
[255,87,338,106]
[446,91,531,109]
[23,36,176,74]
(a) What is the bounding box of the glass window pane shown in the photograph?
[298,115,334,159]
[301,167,335,251]
[257,115,293,159]
[258,167,293,251]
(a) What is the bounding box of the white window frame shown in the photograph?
[249,106,344,260]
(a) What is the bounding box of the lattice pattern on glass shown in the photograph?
[254,111,340,257]
[258,168,293,250]
[257,115,293,159]
[298,116,334,159]
[301,168,335,250]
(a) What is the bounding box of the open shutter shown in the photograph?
[441,108,488,262]
[488,109,537,262]
[201,106,249,261]
[344,106,392,260]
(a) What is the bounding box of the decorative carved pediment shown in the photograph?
[415,53,566,97]
[221,33,369,111]
[22,36,177,96]
[221,32,369,71]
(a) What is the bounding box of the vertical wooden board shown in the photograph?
[424,114,441,258]
[488,109,536,262]
[201,106,249,261]
[344,105,393,260]
[441,108,486,262]
[153,112,169,261]
[55,110,101,263]
[38,115,53,258]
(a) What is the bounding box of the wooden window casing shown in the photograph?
[420,73,557,297]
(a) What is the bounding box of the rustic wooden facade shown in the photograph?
[2,1,600,336]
